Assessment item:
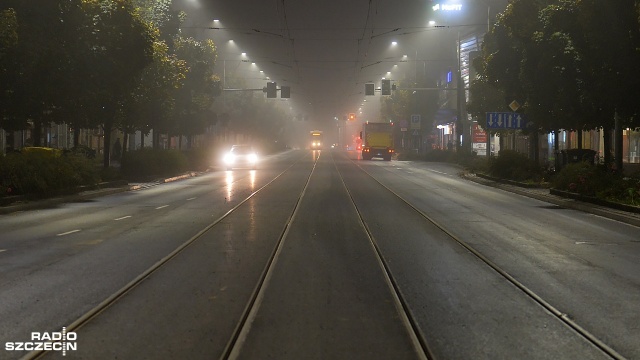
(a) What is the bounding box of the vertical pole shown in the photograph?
[487,6,490,33]
[614,111,623,173]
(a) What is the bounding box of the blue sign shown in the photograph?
[485,112,527,129]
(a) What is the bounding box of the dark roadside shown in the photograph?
[0,171,204,215]
[463,172,640,228]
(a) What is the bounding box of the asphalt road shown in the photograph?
[1,149,638,359]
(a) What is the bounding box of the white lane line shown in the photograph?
[186,197,196,201]
[0,249,6,253]
[114,216,132,221]
[57,229,81,236]
[155,205,169,210]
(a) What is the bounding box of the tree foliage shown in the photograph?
[0,0,297,169]
[470,0,640,133]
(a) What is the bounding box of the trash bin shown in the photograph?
[561,149,597,165]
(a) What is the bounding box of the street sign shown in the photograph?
[410,114,421,129]
[485,112,527,129]
[412,129,420,136]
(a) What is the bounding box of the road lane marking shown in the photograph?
[155,205,169,209]
[186,197,196,201]
[78,239,103,246]
[114,216,132,221]
[57,230,81,236]
[0,249,6,253]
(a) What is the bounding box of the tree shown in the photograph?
[469,0,640,169]
[0,7,19,137]
[119,40,187,158]
[0,1,88,145]
[169,36,218,148]
[79,0,155,167]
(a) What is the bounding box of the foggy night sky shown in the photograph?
[175,0,508,129]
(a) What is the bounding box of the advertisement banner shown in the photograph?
[472,123,487,143]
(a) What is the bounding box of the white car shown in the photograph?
[223,145,258,170]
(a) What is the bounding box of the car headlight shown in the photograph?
[223,153,235,164]
[248,153,258,163]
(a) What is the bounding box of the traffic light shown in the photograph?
[281,86,290,98]
[266,81,277,98]
[381,79,391,95]
[365,83,375,96]
[348,113,356,121]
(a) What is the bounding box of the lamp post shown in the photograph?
[431,1,493,154]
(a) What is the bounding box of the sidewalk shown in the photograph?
[463,173,640,228]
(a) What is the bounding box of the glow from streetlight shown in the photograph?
[391,41,398,46]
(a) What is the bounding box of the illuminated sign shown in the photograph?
[432,3,462,11]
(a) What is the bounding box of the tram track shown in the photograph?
[219,150,432,360]
[220,154,318,359]
[331,153,434,360]
[20,149,626,359]
[347,155,625,360]
[220,151,433,360]
[24,153,312,360]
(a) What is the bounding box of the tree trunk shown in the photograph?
[554,131,560,170]
[140,131,145,149]
[73,127,80,147]
[32,119,42,147]
[577,129,583,149]
[603,125,613,170]
[122,131,129,164]
[530,131,539,163]
[153,131,160,150]
[614,112,623,174]
[6,131,14,151]
[103,123,112,169]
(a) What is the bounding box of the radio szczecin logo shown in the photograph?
[5,327,77,356]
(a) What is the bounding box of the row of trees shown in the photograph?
[468,0,640,169]
[1,0,226,167]
[0,0,289,168]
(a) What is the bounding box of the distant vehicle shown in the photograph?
[360,122,394,161]
[223,145,258,170]
[310,130,323,149]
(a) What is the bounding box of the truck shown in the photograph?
[310,130,323,149]
[360,122,394,161]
